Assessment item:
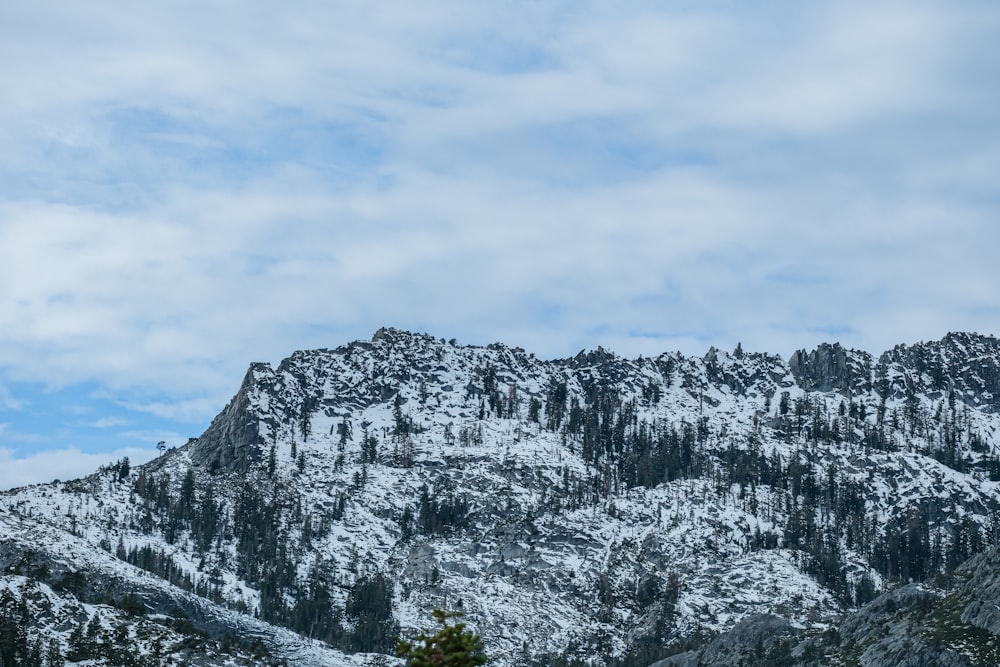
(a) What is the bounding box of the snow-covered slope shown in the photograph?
[3,329,1000,666]
[0,503,375,666]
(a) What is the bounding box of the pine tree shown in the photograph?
[267,444,277,477]
[396,609,486,666]
[66,618,88,661]
[45,637,62,667]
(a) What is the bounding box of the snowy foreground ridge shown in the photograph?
[4,328,1000,666]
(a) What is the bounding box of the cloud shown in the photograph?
[0,0,998,461]
[0,385,24,411]
[0,446,160,491]
[119,397,229,425]
[89,417,128,429]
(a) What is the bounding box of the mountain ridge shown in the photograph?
[3,328,1000,666]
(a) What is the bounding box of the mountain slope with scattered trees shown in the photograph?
[3,329,1000,665]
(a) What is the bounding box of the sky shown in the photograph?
[1,1,999,489]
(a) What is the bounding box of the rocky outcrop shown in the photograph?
[655,550,1000,667]
[829,584,966,667]
[879,332,1000,410]
[700,347,789,397]
[956,547,1000,635]
[649,615,801,666]
[789,342,872,395]
[188,364,269,473]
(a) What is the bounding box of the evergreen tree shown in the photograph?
[345,572,398,653]
[267,443,277,477]
[396,609,486,667]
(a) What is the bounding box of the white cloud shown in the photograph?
[119,397,230,425]
[89,417,128,429]
[0,385,24,411]
[0,446,159,491]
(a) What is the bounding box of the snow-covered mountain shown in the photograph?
[4,328,1000,666]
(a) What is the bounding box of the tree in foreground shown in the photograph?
[396,609,487,666]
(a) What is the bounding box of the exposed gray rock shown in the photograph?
[187,364,268,473]
[789,342,872,395]
[650,614,800,666]
[645,576,1000,667]
[404,543,438,580]
[830,584,972,667]
[956,548,1000,634]
[879,332,1000,410]
[837,583,939,645]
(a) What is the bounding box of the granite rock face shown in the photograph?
[789,342,872,396]
[649,614,801,666]
[186,364,269,474]
[648,549,1000,666]
[877,332,1000,410]
[830,584,969,667]
[788,333,1000,412]
[956,548,1000,635]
